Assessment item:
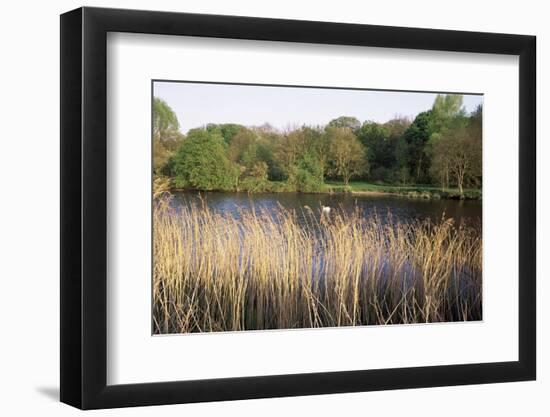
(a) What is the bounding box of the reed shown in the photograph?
[152,196,482,334]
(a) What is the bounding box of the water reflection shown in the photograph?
[171,191,482,229]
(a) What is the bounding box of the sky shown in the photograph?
[153,81,483,134]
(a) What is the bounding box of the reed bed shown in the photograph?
[153,196,482,334]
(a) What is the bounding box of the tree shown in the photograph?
[152,98,184,174]
[356,121,392,180]
[172,129,237,191]
[428,94,466,142]
[273,126,321,181]
[426,95,477,190]
[298,126,329,179]
[295,152,324,192]
[328,116,361,131]
[470,104,483,136]
[153,139,174,175]
[273,126,328,188]
[153,97,180,142]
[255,132,285,181]
[469,104,483,187]
[157,93,481,193]
[384,117,412,184]
[384,117,411,138]
[226,127,283,189]
[227,128,257,163]
[206,123,243,144]
[430,122,481,196]
[404,110,432,182]
[325,127,368,185]
[393,136,411,184]
[431,95,464,121]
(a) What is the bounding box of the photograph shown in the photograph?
[151,81,483,334]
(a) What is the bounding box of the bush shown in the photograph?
[295,153,324,193]
[295,168,322,192]
[172,129,238,191]
[239,177,270,192]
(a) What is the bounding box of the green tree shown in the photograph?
[225,127,276,189]
[273,127,310,180]
[326,127,368,185]
[298,126,329,178]
[295,152,324,192]
[328,116,361,131]
[393,136,410,184]
[272,126,328,186]
[255,136,283,180]
[152,98,183,174]
[430,121,482,196]
[172,129,237,191]
[468,104,483,188]
[428,94,466,143]
[356,121,392,180]
[206,123,243,144]
[384,117,411,138]
[384,117,412,184]
[470,104,483,137]
[425,95,474,188]
[153,97,180,142]
[227,128,257,163]
[430,95,464,126]
[404,110,433,182]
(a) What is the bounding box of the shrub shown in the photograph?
[172,129,238,191]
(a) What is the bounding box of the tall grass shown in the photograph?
[153,196,482,334]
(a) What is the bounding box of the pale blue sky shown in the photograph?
[154,81,483,134]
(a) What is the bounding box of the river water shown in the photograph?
[171,191,482,229]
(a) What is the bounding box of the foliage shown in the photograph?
[404,110,433,183]
[429,94,465,138]
[153,97,180,141]
[356,121,392,179]
[430,120,482,196]
[152,97,184,174]
[172,129,237,191]
[328,116,361,131]
[152,94,482,196]
[326,126,368,185]
[206,123,243,144]
[227,128,256,163]
[295,152,325,192]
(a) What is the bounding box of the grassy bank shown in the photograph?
[325,181,482,200]
[153,197,482,334]
[159,176,482,200]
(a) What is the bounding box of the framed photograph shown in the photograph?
[60,6,536,409]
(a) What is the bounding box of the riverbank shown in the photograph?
[324,181,482,200]
[161,178,481,200]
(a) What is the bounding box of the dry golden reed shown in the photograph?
[153,196,482,334]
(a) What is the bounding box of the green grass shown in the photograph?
[324,181,482,200]
[163,173,481,200]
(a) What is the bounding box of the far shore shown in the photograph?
[166,180,482,201]
[325,182,481,200]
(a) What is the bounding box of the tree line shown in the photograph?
[153,94,482,196]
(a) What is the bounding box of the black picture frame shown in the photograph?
[60,6,536,410]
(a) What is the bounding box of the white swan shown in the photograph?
[321,205,331,215]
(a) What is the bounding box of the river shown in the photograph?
[170,191,482,229]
